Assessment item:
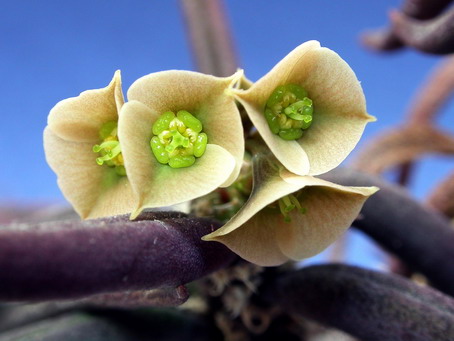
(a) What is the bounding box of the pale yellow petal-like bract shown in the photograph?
[118,100,236,220]
[43,128,135,219]
[234,41,374,176]
[203,155,378,266]
[127,70,244,186]
[47,70,124,143]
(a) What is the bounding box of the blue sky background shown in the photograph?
[2,0,454,270]
[1,0,453,208]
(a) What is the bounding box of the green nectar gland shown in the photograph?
[264,84,313,140]
[276,193,307,223]
[92,121,126,176]
[150,110,208,168]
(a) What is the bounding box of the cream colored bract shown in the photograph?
[119,70,244,219]
[203,154,378,266]
[44,71,135,219]
[233,40,375,176]
[44,41,378,267]
[44,70,245,220]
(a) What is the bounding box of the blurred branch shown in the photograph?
[0,308,219,341]
[406,55,454,124]
[427,171,454,218]
[352,125,454,175]
[361,0,453,53]
[400,0,453,18]
[393,56,454,186]
[180,0,238,76]
[266,264,454,341]
[0,302,77,333]
[389,7,454,55]
[353,56,454,183]
[0,212,237,302]
[323,168,454,296]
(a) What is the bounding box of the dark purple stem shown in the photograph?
[390,7,454,54]
[361,0,453,53]
[268,264,454,341]
[0,212,236,301]
[323,168,454,296]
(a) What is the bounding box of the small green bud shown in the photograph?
[265,108,280,134]
[150,136,170,164]
[152,111,175,135]
[266,86,286,108]
[169,155,196,168]
[194,132,208,157]
[279,128,303,140]
[177,110,202,133]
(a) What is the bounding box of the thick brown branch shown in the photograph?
[427,171,454,217]
[406,56,454,124]
[361,0,453,53]
[391,7,454,55]
[180,0,238,76]
[352,125,454,175]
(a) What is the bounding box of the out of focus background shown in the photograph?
[1,1,453,271]
[2,0,453,203]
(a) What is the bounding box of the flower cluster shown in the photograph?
[44,41,377,266]
[45,70,244,219]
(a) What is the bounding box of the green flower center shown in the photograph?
[264,84,313,140]
[150,110,208,168]
[92,121,126,176]
[272,194,307,223]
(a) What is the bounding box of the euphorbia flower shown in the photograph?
[232,40,375,176]
[118,70,245,219]
[44,71,135,219]
[203,154,378,266]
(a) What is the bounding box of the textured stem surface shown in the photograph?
[0,212,236,301]
[269,264,454,341]
[323,168,454,296]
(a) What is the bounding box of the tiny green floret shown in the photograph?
[92,121,126,176]
[264,84,314,140]
[150,110,208,168]
[277,194,307,223]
